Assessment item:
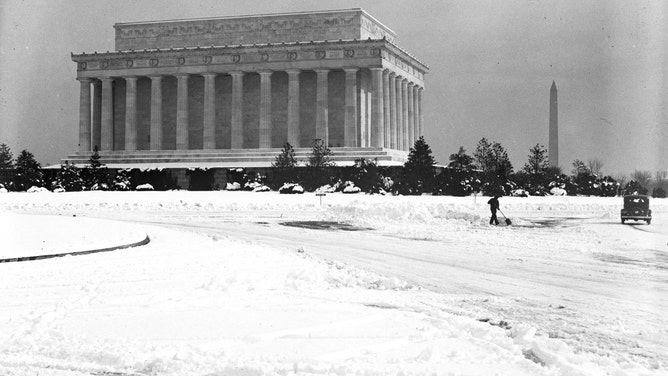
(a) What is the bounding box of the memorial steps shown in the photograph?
[61,147,408,168]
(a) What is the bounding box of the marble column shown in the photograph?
[149,75,163,150]
[401,79,409,151]
[389,72,397,149]
[77,78,92,152]
[286,69,300,147]
[343,68,358,147]
[315,69,329,144]
[259,70,272,148]
[413,85,420,141]
[370,68,384,147]
[394,75,403,150]
[124,76,138,151]
[202,73,216,149]
[176,74,189,150]
[407,82,414,149]
[100,77,114,151]
[418,87,424,137]
[230,71,244,149]
[383,70,391,148]
[92,80,102,151]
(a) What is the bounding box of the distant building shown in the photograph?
[549,81,558,168]
[67,9,428,169]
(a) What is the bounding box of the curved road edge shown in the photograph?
[0,235,150,263]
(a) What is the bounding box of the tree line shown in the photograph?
[0,139,665,197]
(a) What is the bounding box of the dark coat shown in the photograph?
[487,197,499,212]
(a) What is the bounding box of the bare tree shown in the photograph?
[614,174,628,196]
[630,170,652,189]
[587,158,604,176]
[655,171,667,185]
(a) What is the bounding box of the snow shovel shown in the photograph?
[498,209,512,225]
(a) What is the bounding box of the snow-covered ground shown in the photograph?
[0,191,666,375]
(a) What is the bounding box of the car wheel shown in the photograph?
[647,219,651,225]
[621,219,625,224]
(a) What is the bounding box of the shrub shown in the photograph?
[279,183,304,194]
[350,158,385,194]
[226,182,241,191]
[341,181,361,194]
[652,187,666,198]
[113,169,132,191]
[52,162,84,192]
[623,180,648,196]
[136,183,154,191]
[27,186,49,193]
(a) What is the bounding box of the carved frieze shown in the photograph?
[113,10,397,51]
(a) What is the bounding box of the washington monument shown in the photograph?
[549,81,558,168]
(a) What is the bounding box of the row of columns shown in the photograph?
[77,68,424,153]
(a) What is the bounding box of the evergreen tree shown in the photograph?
[0,143,13,188]
[273,142,297,168]
[53,162,84,191]
[272,142,298,188]
[473,138,494,174]
[303,139,334,190]
[521,144,550,195]
[474,138,513,195]
[0,143,13,169]
[523,144,549,175]
[571,159,598,195]
[307,139,334,168]
[402,136,436,194]
[83,146,108,190]
[571,159,590,177]
[351,158,385,194]
[13,150,43,191]
[448,146,475,170]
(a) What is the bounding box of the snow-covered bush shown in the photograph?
[315,184,336,194]
[244,181,271,192]
[511,189,529,197]
[350,158,385,194]
[113,170,132,191]
[90,183,109,191]
[279,183,304,194]
[0,187,8,193]
[550,187,567,196]
[53,187,66,193]
[247,182,271,192]
[342,181,361,194]
[27,186,49,193]
[135,183,154,191]
[226,182,241,191]
[52,162,84,192]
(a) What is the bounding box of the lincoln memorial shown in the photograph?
[66,9,428,168]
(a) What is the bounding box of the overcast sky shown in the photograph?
[1,0,666,175]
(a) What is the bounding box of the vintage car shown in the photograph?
[621,195,652,224]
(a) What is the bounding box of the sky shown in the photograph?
[1,0,666,176]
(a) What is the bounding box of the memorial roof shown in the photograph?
[114,8,397,51]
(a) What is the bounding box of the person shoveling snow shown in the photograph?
[487,195,512,225]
